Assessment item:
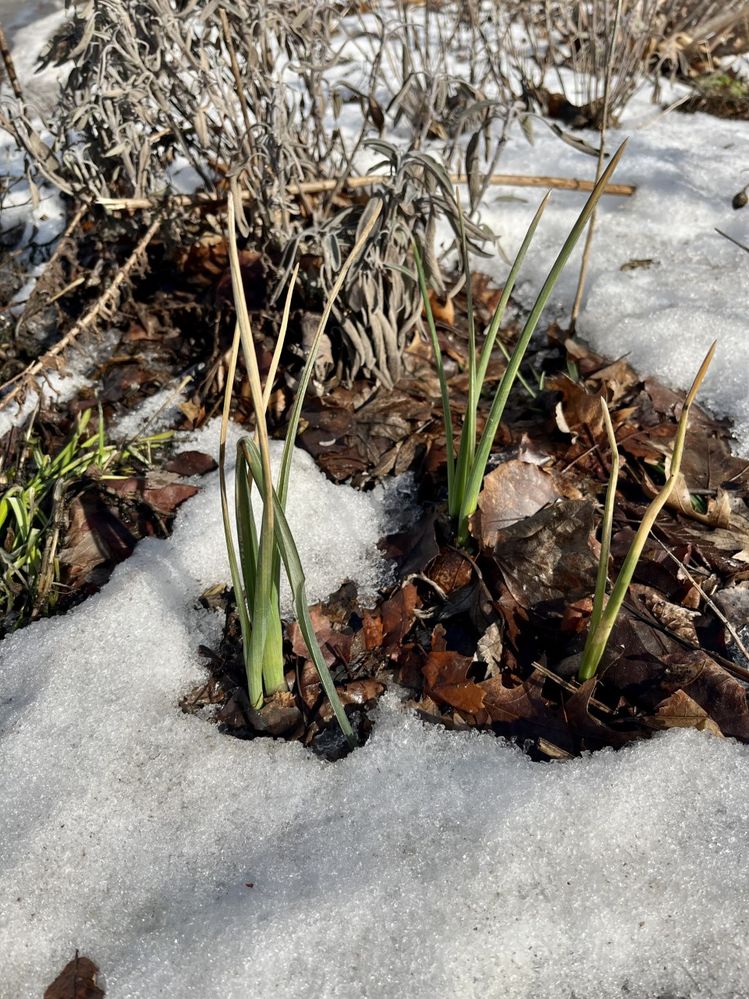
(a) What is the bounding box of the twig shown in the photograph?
[0,20,23,102]
[716,227,749,255]
[96,171,637,213]
[531,660,614,715]
[16,203,88,331]
[0,219,160,413]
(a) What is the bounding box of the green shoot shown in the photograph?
[585,398,620,654]
[578,342,716,681]
[0,408,170,631]
[220,194,382,745]
[415,141,628,544]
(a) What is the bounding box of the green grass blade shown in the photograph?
[475,192,551,389]
[459,141,628,541]
[585,398,620,654]
[218,321,254,694]
[413,241,455,508]
[235,444,258,614]
[452,198,478,522]
[228,195,283,702]
[240,438,356,749]
[579,342,716,680]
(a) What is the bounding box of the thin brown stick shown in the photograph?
[0,21,23,102]
[96,171,636,213]
[218,9,253,155]
[0,219,160,412]
[15,203,88,327]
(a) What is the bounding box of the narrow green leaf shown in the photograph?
[475,192,551,388]
[412,241,455,508]
[240,438,356,748]
[579,342,715,680]
[458,141,629,540]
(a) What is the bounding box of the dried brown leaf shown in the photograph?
[44,954,104,999]
[471,459,561,548]
[647,689,723,736]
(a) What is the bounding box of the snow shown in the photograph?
[0,421,748,998]
[3,9,749,999]
[0,366,89,440]
[110,382,189,442]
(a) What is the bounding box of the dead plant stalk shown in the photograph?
[95,172,636,213]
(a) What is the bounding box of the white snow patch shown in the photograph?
[110,382,188,442]
[0,367,89,440]
[1,421,748,999]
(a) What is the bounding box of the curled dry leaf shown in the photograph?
[629,583,700,645]
[660,651,749,740]
[476,621,503,676]
[547,374,605,440]
[364,583,421,653]
[426,288,455,325]
[427,548,474,594]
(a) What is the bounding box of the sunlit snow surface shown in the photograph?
[3,8,749,999]
[1,425,748,999]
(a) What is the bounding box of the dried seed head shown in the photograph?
[732,189,748,210]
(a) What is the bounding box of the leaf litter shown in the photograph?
[171,270,749,761]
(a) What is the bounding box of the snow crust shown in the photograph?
[3,10,749,999]
[1,422,748,998]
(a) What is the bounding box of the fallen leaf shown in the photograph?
[44,953,105,999]
[423,650,485,715]
[479,671,549,727]
[547,374,604,441]
[647,689,723,736]
[381,582,421,652]
[564,678,635,748]
[492,499,599,610]
[427,548,473,594]
[247,690,303,737]
[427,289,455,325]
[165,450,218,477]
[60,494,137,587]
[476,622,503,676]
[660,651,749,740]
[288,606,341,668]
[471,459,561,547]
[629,584,700,644]
[104,473,199,515]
